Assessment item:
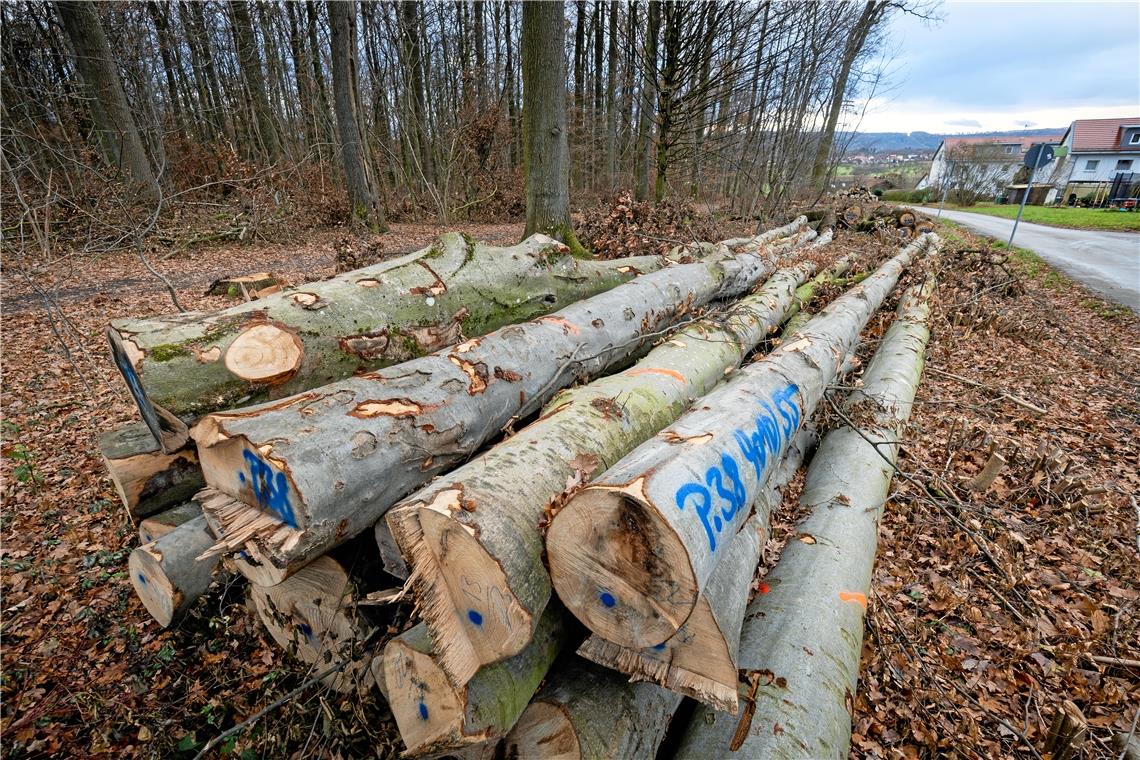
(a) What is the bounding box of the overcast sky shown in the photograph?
[854,1,1140,134]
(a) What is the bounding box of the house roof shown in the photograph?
[941,134,1064,153]
[1066,117,1140,152]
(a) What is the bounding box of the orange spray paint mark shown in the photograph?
[757,582,770,594]
[839,591,868,610]
[628,367,687,383]
[537,316,580,335]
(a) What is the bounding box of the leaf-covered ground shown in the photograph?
[1,218,1136,758]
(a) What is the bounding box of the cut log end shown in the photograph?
[249,555,374,693]
[503,701,581,760]
[129,544,180,627]
[195,432,305,531]
[546,486,695,649]
[382,636,467,754]
[415,506,533,682]
[224,322,304,384]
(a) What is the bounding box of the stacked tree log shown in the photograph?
[114,223,947,758]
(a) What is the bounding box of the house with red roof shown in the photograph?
[1052,117,1140,204]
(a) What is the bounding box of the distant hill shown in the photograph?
[841,128,1067,154]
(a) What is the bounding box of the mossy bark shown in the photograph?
[110,233,665,449]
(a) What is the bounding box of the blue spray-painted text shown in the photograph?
[674,384,800,552]
[239,449,298,528]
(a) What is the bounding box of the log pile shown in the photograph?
[110,222,948,757]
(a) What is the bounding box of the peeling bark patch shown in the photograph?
[660,430,714,445]
[591,318,604,328]
[291,292,329,310]
[616,265,642,275]
[410,260,447,296]
[796,533,817,544]
[623,307,636,321]
[537,316,580,335]
[356,278,381,287]
[838,590,868,610]
[339,331,391,361]
[349,399,423,418]
[590,397,623,419]
[448,355,488,394]
[493,366,521,382]
[454,337,481,354]
[194,346,221,363]
[627,367,687,384]
[350,431,378,459]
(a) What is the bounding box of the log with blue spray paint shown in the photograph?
[546,234,940,651]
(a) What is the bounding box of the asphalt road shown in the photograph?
[912,207,1140,310]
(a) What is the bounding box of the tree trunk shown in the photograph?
[398,1,433,185]
[386,221,814,685]
[522,0,581,252]
[502,659,682,759]
[328,0,385,232]
[633,0,659,201]
[129,515,221,627]
[377,604,573,756]
[576,425,815,714]
[228,0,280,163]
[250,555,377,693]
[109,234,663,450]
[810,1,889,189]
[192,235,798,584]
[145,1,184,132]
[55,0,159,200]
[138,500,202,545]
[605,0,618,184]
[674,277,935,758]
[653,3,681,201]
[546,234,940,650]
[99,422,202,517]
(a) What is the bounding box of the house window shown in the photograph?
[1130,133,1140,145]
[1117,159,1134,171]
[1084,160,1099,171]
[1004,145,1017,154]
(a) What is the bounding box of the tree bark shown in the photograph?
[192,234,799,586]
[633,0,660,201]
[546,234,940,650]
[385,222,815,685]
[55,0,160,200]
[605,0,618,184]
[328,0,385,232]
[502,659,682,759]
[109,234,663,450]
[129,515,221,627]
[674,277,936,758]
[99,422,202,517]
[138,500,202,545]
[522,0,581,253]
[377,604,573,756]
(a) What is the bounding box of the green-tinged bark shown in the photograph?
[109,234,666,450]
[377,605,573,756]
[675,277,935,758]
[384,220,816,685]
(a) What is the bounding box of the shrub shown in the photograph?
[881,189,933,203]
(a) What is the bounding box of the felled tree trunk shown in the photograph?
[193,221,809,583]
[99,422,202,517]
[576,427,814,713]
[501,659,681,760]
[109,233,668,451]
[377,604,573,757]
[386,239,818,685]
[138,500,202,544]
[673,278,935,758]
[249,555,376,693]
[205,272,279,298]
[129,515,221,626]
[546,234,940,650]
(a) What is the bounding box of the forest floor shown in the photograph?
[1,213,1137,759]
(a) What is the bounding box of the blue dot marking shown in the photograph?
[137,573,147,585]
[238,472,246,483]
[653,642,666,651]
[418,702,429,721]
[298,623,314,639]
[467,609,483,626]
[599,591,616,608]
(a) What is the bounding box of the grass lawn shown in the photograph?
[924,202,1140,232]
